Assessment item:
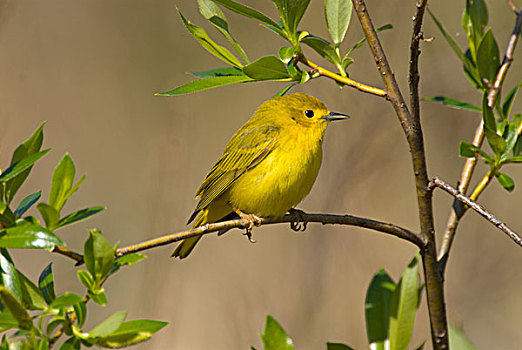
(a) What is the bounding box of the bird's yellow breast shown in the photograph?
[225,124,324,217]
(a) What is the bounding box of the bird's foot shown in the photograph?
[234,209,262,243]
[288,208,308,232]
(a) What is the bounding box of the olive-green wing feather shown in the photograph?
[187,125,280,224]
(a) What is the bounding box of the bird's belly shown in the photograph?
[226,147,322,217]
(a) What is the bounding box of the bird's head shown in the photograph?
[261,93,349,132]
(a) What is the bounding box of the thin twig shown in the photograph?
[52,245,84,264]
[295,54,387,97]
[430,177,522,247]
[438,121,484,266]
[115,213,424,257]
[487,8,522,107]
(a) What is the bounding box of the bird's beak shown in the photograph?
[322,111,350,121]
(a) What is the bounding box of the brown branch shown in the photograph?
[52,245,84,264]
[430,177,522,247]
[51,214,423,264]
[115,213,424,257]
[487,7,522,107]
[295,54,387,97]
[352,1,448,348]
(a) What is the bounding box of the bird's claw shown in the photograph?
[289,208,308,232]
[235,210,262,243]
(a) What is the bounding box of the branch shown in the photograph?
[295,54,387,97]
[352,1,447,348]
[487,7,522,107]
[115,213,424,257]
[52,245,84,264]
[51,213,423,263]
[438,121,484,266]
[430,177,522,247]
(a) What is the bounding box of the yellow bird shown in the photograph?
[173,93,348,258]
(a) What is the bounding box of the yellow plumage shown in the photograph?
[173,93,348,258]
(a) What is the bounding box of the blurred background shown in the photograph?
[0,0,521,349]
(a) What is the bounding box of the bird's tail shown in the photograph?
[171,210,207,259]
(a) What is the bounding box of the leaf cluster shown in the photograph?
[427,0,522,192]
[158,0,392,97]
[0,126,166,348]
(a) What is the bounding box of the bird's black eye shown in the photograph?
[305,110,314,118]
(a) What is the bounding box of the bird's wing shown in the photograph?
[188,125,280,223]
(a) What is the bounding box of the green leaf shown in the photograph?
[188,66,245,78]
[243,56,290,80]
[0,224,64,249]
[16,269,46,310]
[115,253,147,268]
[428,8,481,87]
[325,0,352,46]
[88,290,108,306]
[482,94,506,155]
[273,84,296,97]
[157,75,253,96]
[37,339,49,350]
[88,312,127,338]
[503,116,520,156]
[504,155,522,163]
[0,309,19,331]
[77,270,95,290]
[261,315,294,350]
[365,269,395,348]
[0,250,45,311]
[459,141,487,158]
[389,255,420,350]
[476,29,499,85]
[59,337,81,350]
[56,206,105,229]
[503,82,522,118]
[211,0,282,30]
[84,229,115,283]
[89,319,168,348]
[178,10,242,68]
[14,191,41,218]
[49,154,76,213]
[3,123,45,204]
[37,203,60,230]
[197,0,249,63]
[467,0,488,43]
[38,263,55,304]
[423,96,481,112]
[278,46,295,64]
[300,35,341,66]
[0,287,32,330]
[50,292,84,309]
[326,343,354,350]
[272,0,310,37]
[449,324,477,350]
[496,172,514,192]
[0,150,50,184]
[0,250,23,302]
[73,301,87,328]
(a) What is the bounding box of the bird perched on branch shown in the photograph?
[172,93,349,258]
